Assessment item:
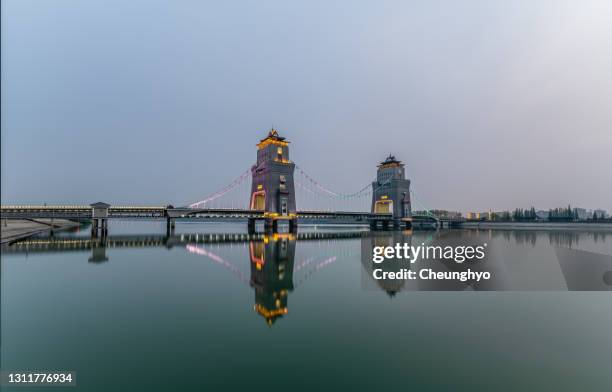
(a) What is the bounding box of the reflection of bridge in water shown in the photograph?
[3,231,370,254]
[4,231,363,326]
[5,228,610,323]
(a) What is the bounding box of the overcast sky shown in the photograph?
[1,0,611,212]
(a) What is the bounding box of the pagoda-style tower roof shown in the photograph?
[257,128,289,149]
[378,154,403,169]
[254,304,288,326]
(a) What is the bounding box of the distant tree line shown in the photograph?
[548,205,577,222]
[590,211,607,221]
[512,207,537,221]
[490,211,511,221]
[488,205,610,223]
[427,205,609,223]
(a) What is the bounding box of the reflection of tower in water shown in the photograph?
[362,230,413,296]
[88,239,109,263]
[249,234,296,326]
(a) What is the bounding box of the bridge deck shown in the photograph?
[1,206,394,221]
[1,206,464,229]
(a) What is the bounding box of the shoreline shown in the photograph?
[1,219,82,245]
[459,221,612,230]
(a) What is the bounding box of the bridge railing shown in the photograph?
[0,205,168,219]
[2,205,398,221]
[1,206,92,219]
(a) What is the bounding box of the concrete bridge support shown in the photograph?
[264,219,278,233]
[248,218,256,234]
[369,219,394,231]
[91,218,108,238]
[166,218,176,236]
[289,219,298,233]
[90,202,110,238]
[91,219,97,237]
[393,219,411,230]
[247,218,297,234]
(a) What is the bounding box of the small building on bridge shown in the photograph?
[90,202,110,218]
[90,202,111,237]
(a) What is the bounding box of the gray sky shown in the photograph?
[2,0,611,213]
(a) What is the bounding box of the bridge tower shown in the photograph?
[371,155,411,229]
[249,129,297,233]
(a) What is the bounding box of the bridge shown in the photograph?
[1,129,462,237]
[0,204,397,234]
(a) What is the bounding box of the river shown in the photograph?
[1,221,611,391]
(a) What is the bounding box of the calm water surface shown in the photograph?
[2,221,611,391]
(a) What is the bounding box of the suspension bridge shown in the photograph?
[1,129,463,237]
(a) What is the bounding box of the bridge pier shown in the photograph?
[90,218,108,238]
[248,218,256,234]
[369,218,403,231]
[166,218,175,236]
[289,219,298,233]
[264,219,278,233]
[247,218,297,234]
[90,202,110,238]
[369,220,386,231]
[393,219,411,230]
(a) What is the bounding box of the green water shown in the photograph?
[1,222,611,391]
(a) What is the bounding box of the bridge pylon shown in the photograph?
[370,155,412,230]
[248,129,297,233]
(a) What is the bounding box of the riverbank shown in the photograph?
[460,221,612,230]
[0,219,81,245]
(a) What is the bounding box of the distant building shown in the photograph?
[536,210,549,220]
[466,211,490,220]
